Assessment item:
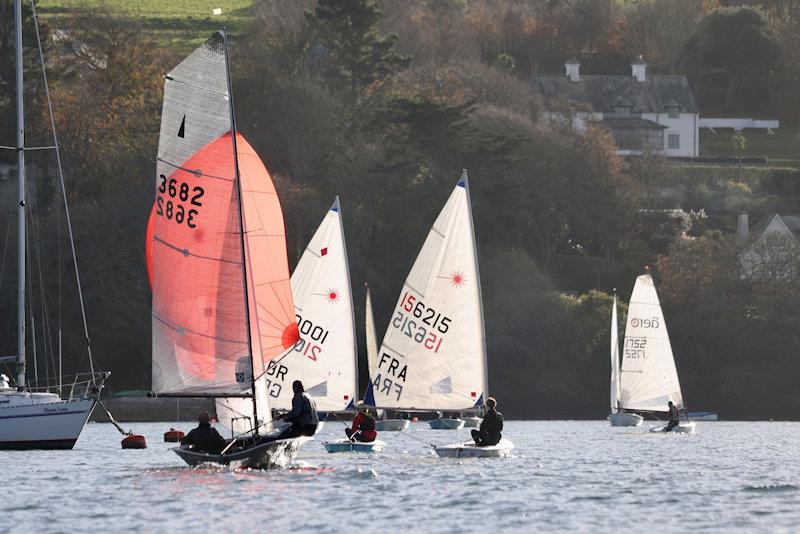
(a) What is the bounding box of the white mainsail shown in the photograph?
[618,274,684,412]
[265,197,358,412]
[367,170,487,411]
[365,283,379,384]
[610,296,620,414]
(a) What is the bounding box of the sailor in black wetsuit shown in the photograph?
[663,401,680,432]
[472,397,503,446]
[275,380,319,440]
[180,410,227,454]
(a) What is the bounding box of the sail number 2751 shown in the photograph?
[390,292,451,353]
[156,174,204,228]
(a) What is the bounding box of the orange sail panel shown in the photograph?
[238,134,298,373]
[152,132,251,393]
[150,32,296,395]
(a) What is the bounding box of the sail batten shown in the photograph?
[618,274,683,412]
[368,172,486,411]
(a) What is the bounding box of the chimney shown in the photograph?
[631,56,646,82]
[565,58,580,82]
[738,213,749,240]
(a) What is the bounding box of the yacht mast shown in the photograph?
[15,0,27,389]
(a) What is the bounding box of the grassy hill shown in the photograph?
[37,0,253,49]
[700,127,800,168]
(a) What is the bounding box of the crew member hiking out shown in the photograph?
[180,410,227,454]
[472,397,503,446]
[346,402,377,443]
[273,380,319,441]
[663,401,679,432]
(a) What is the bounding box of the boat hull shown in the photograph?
[173,436,311,469]
[687,411,718,421]
[462,416,481,428]
[435,438,514,458]
[323,439,386,453]
[375,419,410,432]
[0,397,96,450]
[429,418,464,430]
[609,412,644,427]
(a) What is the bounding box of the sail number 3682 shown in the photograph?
[156,174,204,228]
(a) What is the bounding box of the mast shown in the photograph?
[461,170,488,405]
[15,0,27,389]
[222,29,259,435]
[335,196,359,408]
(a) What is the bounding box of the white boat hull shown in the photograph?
[429,418,464,430]
[375,419,410,432]
[462,416,481,428]
[609,412,644,427]
[435,437,514,458]
[648,422,698,434]
[323,438,387,453]
[0,394,96,450]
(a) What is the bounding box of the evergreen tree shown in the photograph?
[305,0,409,103]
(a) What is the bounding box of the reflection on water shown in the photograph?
[3,421,800,532]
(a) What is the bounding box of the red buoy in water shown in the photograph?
[121,434,147,449]
[164,428,185,442]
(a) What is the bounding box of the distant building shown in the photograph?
[738,213,800,281]
[533,58,699,158]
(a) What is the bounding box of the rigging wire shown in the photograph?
[0,211,11,288]
[29,0,97,378]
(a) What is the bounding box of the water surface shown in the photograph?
[3,421,799,532]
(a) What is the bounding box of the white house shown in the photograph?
[533,59,699,158]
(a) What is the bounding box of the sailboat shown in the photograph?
[148,30,309,468]
[609,295,643,426]
[618,275,696,434]
[365,284,409,432]
[0,0,107,449]
[364,170,513,457]
[260,197,357,416]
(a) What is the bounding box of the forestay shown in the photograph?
[367,171,487,411]
[610,296,620,414]
[150,32,297,398]
[265,198,357,411]
[618,275,683,412]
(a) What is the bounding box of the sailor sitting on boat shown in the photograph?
[346,402,377,443]
[273,380,319,441]
[664,401,680,432]
[472,397,503,446]
[180,410,227,454]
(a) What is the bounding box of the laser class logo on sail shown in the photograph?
[629,316,659,328]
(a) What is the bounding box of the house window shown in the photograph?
[668,108,680,119]
[667,133,680,149]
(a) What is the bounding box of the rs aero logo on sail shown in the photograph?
[630,316,659,328]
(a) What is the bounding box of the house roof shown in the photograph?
[602,118,667,130]
[752,214,800,238]
[533,75,698,114]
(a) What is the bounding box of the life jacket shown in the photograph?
[360,412,376,432]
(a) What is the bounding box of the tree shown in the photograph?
[305,0,410,103]
[686,6,780,108]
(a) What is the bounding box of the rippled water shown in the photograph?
[3,421,799,532]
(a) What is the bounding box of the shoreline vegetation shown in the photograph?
[1,0,799,420]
